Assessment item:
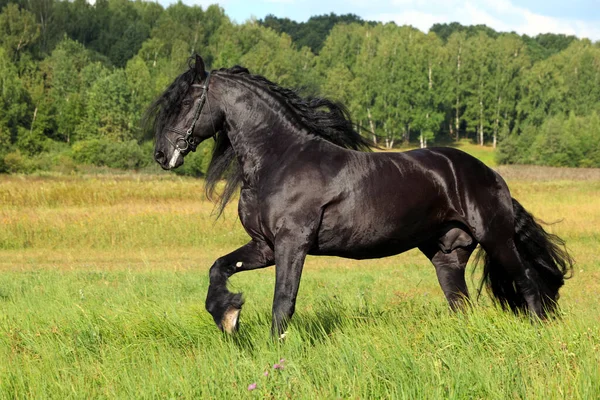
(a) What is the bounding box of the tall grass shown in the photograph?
[1,166,599,398]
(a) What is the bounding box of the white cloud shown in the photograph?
[183,0,228,8]
[368,0,600,40]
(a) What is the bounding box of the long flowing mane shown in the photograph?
[144,62,200,143]
[146,63,371,216]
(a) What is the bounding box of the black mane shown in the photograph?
[146,63,371,215]
[144,61,201,143]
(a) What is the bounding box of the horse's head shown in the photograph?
[149,54,222,170]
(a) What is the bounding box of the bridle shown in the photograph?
[167,72,212,167]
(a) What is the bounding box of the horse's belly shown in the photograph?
[312,210,436,259]
[310,239,418,259]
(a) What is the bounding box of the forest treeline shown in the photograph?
[1,0,599,175]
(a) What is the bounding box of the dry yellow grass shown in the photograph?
[1,167,598,307]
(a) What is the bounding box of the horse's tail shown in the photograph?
[478,198,573,315]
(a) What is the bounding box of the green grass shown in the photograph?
[1,165,599,398]
[390,139,499,167]
[453,139,498,167]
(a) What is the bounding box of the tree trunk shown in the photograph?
[367,108,376,145]
[479,97,484,146]
[30,107,38,134]
[455,98,460,141]
[455,44,462,141]
[493,95,501,149]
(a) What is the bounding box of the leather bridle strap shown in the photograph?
[167,71,211,154]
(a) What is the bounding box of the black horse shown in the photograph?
[147,55,572,338]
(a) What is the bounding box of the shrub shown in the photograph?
[71,139,151,170]
[103,140,151,170]
[498,113,600,168]
[3,150,35,173]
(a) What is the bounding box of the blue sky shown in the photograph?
[164,0,600,40]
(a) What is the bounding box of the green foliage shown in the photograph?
[522,33,578,61]
[71,138,151,169]
[0,2,598,173]
[430,22,499,43]
[16,125,50,155]
[260,12,371,54]
[77,69,135,141]
[432,22,577,62]
[2,150,35,173]
[0,3,39,59]
[0,46,32,145]
[498,113,600,167]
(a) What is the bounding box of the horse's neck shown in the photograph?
[224,93,312,185]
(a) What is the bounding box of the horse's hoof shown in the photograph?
[222,307,241,334]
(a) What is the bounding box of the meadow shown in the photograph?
[1,148,600,398]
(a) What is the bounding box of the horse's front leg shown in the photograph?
[271,223,317,339]
[205,240,274,333]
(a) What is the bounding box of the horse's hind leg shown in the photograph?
[419,229,477,311]
[205,240,274,333]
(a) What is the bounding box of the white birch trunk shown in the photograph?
[455,44,462,140]
[367,108,377,145]
[478,87,484,146]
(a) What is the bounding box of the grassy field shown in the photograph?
[1,155,600,398]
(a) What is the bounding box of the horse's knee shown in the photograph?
[209,258,235,283]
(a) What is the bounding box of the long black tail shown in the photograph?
[478,198,573,315]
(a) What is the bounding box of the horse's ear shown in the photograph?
[194,54,207,80]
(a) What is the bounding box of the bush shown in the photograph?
[71,139,151,170]
[50,153,77,174]
[3,150,36,173]
[498,113,600,168]
[16,127,51,156]
[104,140,151,170]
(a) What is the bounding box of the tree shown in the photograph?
[241,27,315,90]
[430,22,499,43]
[77,69,134,141]
[125,55,153,140]
[490,34,530,147]
[317,23,370,140]
[0,3,39,60]
[462,33,495,146]
[517,54,567,128]
[0,47,32,148]
[42,37,92,143]
[444,31,468,140]
[260,12,370,54]
[411,32,446,148]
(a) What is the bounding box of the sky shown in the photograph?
[162,0,600,41]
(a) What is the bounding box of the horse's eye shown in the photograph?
[182,99,192,107]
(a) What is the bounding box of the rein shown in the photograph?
[167,72,211,167]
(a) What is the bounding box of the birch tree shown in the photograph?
[445,31,468,139]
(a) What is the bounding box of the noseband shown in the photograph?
[167,72,211,167]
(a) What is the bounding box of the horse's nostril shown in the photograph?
[155,151,166,163]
